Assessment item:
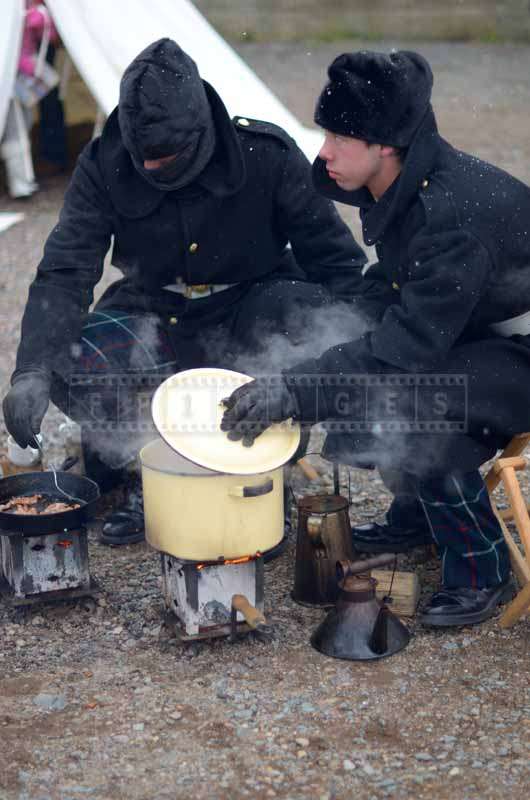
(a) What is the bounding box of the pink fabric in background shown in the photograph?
[18,2,59,77]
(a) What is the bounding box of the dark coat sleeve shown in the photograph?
[14,141,113,376]
[273,143,369,302]
[369,229,492,368]
[348,260,399,326]
[287,228,493,422]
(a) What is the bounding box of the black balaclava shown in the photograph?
[118,38,216,190]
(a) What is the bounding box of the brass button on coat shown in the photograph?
[238,118,250,127]
[189,242,198,253]
[421,179,429,188]
[169,316,178,325]
[392,281,400,290]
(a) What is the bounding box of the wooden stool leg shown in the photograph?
[500,581,530,628]
[485,435,530,627]
[485,433,530,494]
[493,512,530,586]
[499,466,530,562]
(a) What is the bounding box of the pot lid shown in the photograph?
[151,368,301,475]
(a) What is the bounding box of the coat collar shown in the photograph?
[99,82,246,218]
[312,106,441,245]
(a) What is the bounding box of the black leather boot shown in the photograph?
[352,486,432,553]
[100,473,145,546]
[420,579,515,627]
[351,521,432,553]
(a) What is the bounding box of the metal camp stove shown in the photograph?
[160,552,271,641]
[0,466,100,606]
[0,526,97,606]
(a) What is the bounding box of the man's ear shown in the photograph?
[380,145,398,159]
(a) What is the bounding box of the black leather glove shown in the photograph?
[220,377,299,447]
[3,370,51,448]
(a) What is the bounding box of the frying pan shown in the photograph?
[0,462,100,536]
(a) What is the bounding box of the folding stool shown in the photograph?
[484,433,530,627]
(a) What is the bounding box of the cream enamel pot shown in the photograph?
[140,438,284,561]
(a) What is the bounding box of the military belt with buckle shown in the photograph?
[163,281,238,300]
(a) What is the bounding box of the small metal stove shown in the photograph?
[0,527,97,606]
[0,467,100,606]
[160,552,270,641]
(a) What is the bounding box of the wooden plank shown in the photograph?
[372,569,420,617]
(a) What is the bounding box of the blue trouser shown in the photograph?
[382,469,510,589]
[418,471,510,589]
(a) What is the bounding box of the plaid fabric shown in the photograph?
[50,310,178,470]
[75,310,176,374]
[418,471,510,589]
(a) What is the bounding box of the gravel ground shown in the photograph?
[0,41,529,800]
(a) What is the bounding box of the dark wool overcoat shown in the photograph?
[14,79,367,376]
[289,108,530,477]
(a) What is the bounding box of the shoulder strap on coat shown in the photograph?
[231,116,293,148]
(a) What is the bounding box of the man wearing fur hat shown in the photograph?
[3,39,371,546]
[222,50,530,626]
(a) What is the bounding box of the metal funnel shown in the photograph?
[310,559,410,661]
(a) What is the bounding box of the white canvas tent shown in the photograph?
[0,0,24,141]
[38,0,322,160]
[0,0,31,212]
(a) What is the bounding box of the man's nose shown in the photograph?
[318,141,332,162]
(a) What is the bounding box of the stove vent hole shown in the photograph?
[47,574,60,583]
[31,544,45,551]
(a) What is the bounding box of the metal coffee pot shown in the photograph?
[292,493,354,607]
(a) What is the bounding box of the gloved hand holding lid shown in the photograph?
[151,368,301,475]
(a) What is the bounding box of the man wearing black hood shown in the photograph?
[3,39,372,546]
[222,50,530,626]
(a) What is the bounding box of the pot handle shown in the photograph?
[229,478,273,498]
[230,594,273,642]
